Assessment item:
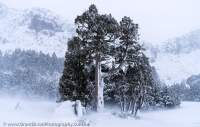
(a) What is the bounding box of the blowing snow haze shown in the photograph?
[0,1,200,127]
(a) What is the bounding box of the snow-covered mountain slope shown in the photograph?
[153,50,200,85]
[0,3,74,57]
[149,30,200,85]
[161,29,200,54]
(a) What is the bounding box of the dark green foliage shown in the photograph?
[104,16,155,116]
[59,37,94,107]
[144,84,181,109]
[105,54,155,116]
[160,86,181,108]
[75,4,119,59]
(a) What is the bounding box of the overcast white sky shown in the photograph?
[0,0,200,43]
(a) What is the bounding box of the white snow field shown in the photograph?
[0,96,200,127]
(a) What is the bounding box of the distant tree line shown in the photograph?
[0,49,64,99]
[170,74,200,102]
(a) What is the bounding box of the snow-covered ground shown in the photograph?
[0,96,200,127]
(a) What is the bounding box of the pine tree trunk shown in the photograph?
[95,53,104,112]
[131,97,136,115]
[128,100,133,113]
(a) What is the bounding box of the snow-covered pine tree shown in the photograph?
[105,17,155,117]
[59,37,94,107]
[143,67,162,109]
[118,17,141,117]
[75,4,119,112]
[126,54,154,116]
[59,5,163,115]
[159,86,181,108]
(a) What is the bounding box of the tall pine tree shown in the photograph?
[74,5,119,111]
